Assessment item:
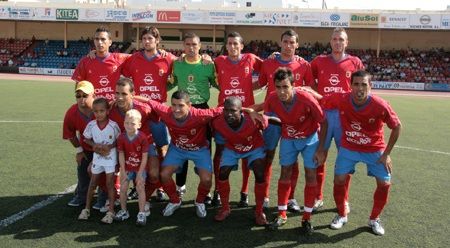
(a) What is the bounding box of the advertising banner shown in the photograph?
[19,67,75,76]
[350,13,379,28]
[157,11,180,23]
[105,9,129,22]
[9,7,32,19]
[0,7,9,19]
[263,12,292,26]
[31,8,55,21]
[321,13,350,27]
[379,14,409,29]
[181,11,207,24]
[424,83,450,92]
[208,11,236,24]
[409,14,441,29]
[130,10,155,22]
[292,12,321,27]
[79,8,105,22]
[56,9,79,20]
[372,81,425,90]
[235,12,264,25]
[441,14,450,30]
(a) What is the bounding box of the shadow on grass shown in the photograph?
[0,195,372,247]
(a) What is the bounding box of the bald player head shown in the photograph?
[223,96,243,128]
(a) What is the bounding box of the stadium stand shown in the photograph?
[0,38,33,67]
[15,40,131,69]
[242,40,450,84]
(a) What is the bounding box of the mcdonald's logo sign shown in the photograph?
[157,11,180,22]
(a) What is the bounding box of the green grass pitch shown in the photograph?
[0,78,449,247]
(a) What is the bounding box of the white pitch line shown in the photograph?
[395,145,450,156]
[0,120,62,123]
[0,184,76,230]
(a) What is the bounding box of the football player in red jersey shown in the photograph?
[310,27,365,213]
[212,97,273,225]
[264,68,324,235]
[316,70,401,236]
[212,31,264,208]
[258,30,315,213]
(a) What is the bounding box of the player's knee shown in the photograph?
[266,150,275,162]
[254,170,265,183]
[218,167,231,181]
[334,175,347,185]
[280,166,293,180]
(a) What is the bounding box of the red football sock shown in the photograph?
[145,180,159,201]
[240,159,250,194]
[195,182,211,203]
[302,183,317,221]
[315,163,326,200]
[213,151,221,191]
[289,162,299,199]
[333,183,347,216]
[161,179,180,204]
[254,182,266,214]
[277,180,291,218]
[344,174,352,202]
[370,183,391,220]
[217,180,231,210]
[264,162,272,198]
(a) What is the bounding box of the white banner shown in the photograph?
[372,81,425,91]
[378,14,409,29]
[208,11,236,24]
[263,12,293,26]
[105,9,129,22]
[292,12,321,27]
[235,12,264,25]
[0,7,9,19]
[441,14,450,30]
[409,14,441,29]
[79,8,105,22]
[130,10,156,22]
[321,13,350,27]
[9,7,33,19]
[181,10,207,24]
[19,67,74,76]
[29,7,56,21]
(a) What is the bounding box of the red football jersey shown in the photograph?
[322,93,401,152]
[147,100,222,151]
[259,56,314,99]
[212,112,267,153]
[121,51,176,102]
[117,131,150,172]
[72,53,129,100]
[311,54,364,99]
[214,53,262,107]
[62,104,94,151]
[109,100,153,143]
[264,89,323,139]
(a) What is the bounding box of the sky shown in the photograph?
[302,0,450,11]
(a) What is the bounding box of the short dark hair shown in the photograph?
[280,29,299,43]
[95,26,111,40]
[183,32,200,42]
[93,97,110,109]
[273,67,294,85]
[227,32,244,44]
[224,96,242,109]
[141,26,161,41]
[171,90,190,102]
[116,77,135,93]
[351,70,372,84]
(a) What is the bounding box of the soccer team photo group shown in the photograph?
[0,0,449,247]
